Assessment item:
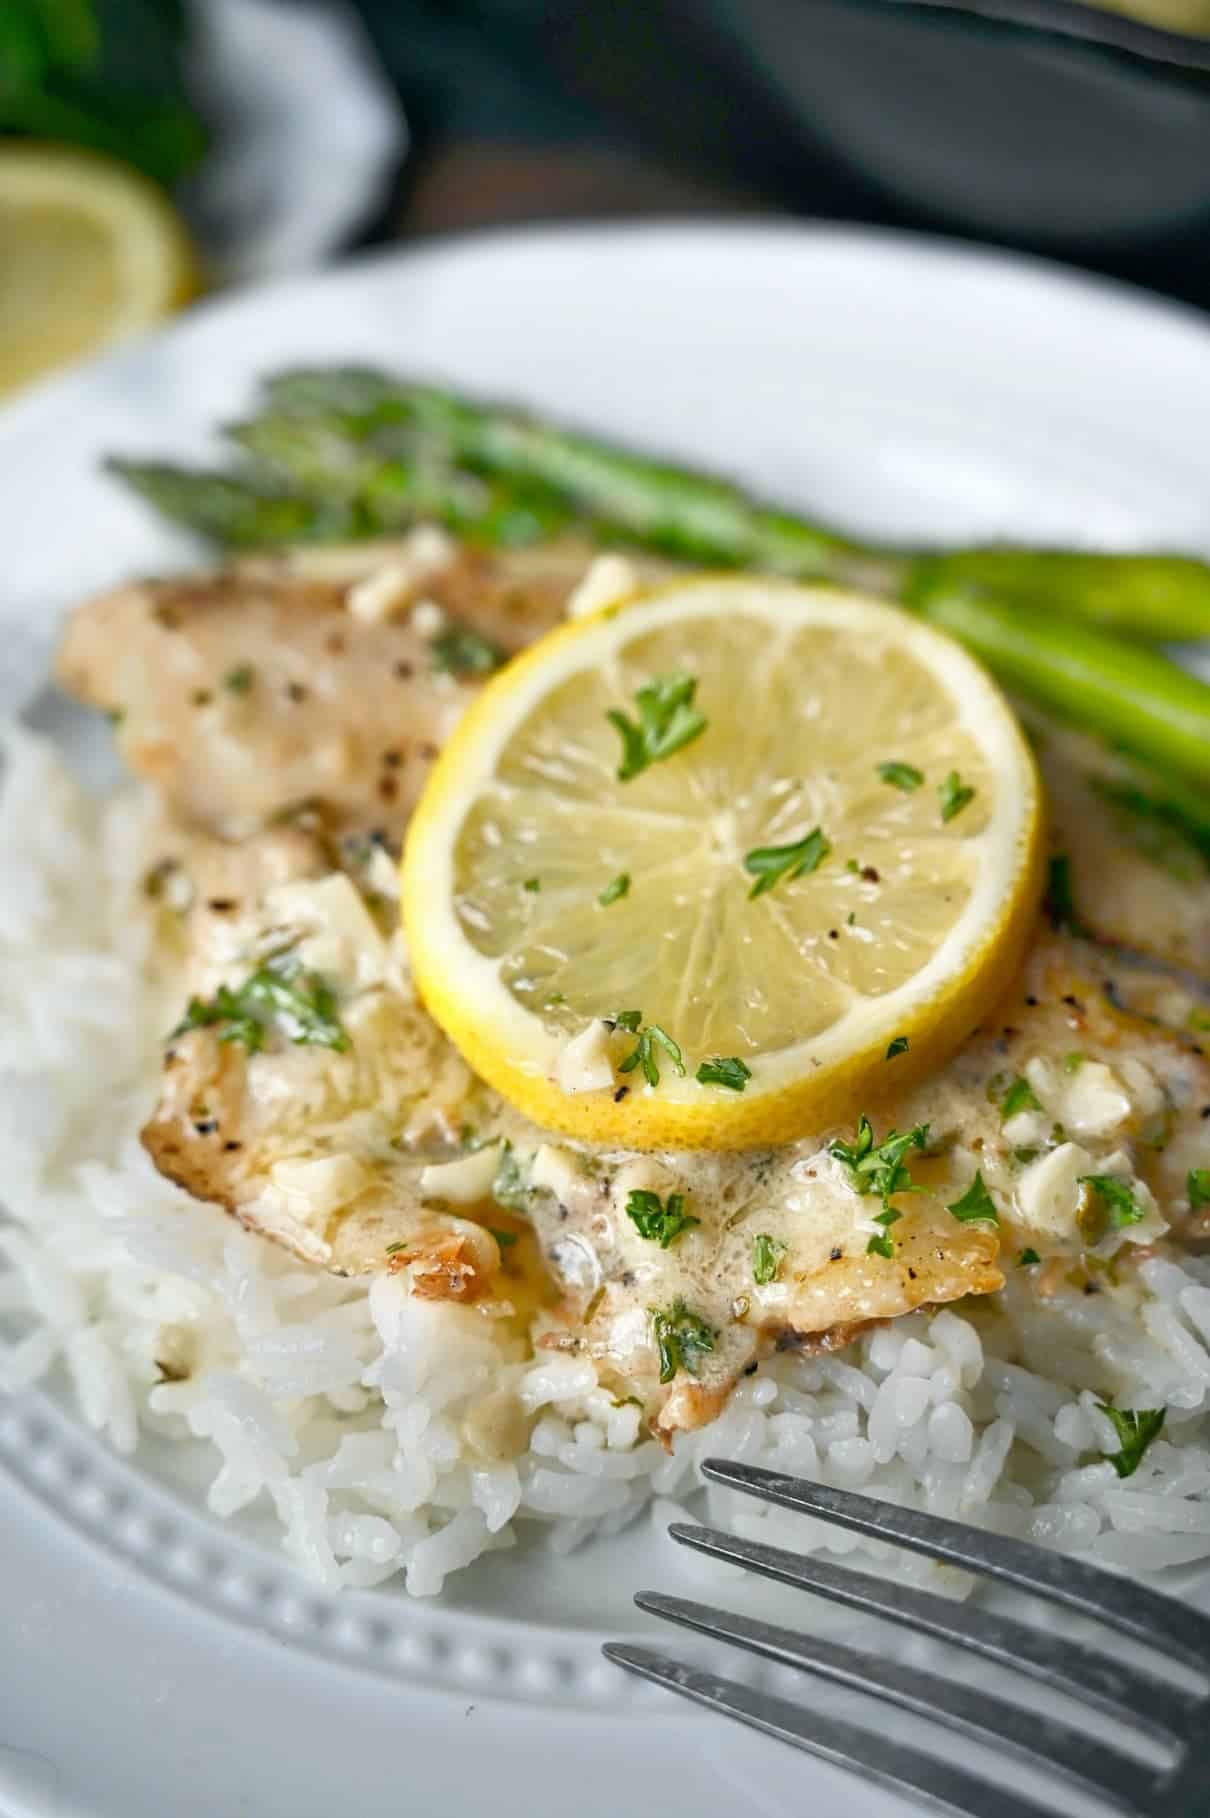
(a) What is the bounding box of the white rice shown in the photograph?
[3,724,1210,1595]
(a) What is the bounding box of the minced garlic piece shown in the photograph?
[566,553,639,619]
[554,1019,617,1094]
[410,598,447,638]
[344,527,456,623]
[1014,1141,1094,1240]
[419,1144,501,1204]
[264,874,388,992]
[269,1153,371,1226]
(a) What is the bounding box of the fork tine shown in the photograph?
[636,1591,1166,1815]
[603,1643,1062,1818]
[669,1521,1197,1739]
[701,1461,1210,1672]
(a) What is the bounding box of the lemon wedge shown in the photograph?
[402,578,1043,1150]
[0,144,198,397]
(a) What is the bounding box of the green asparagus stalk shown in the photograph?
[225,414,580,547]
[904,550,1210,643]
[917,584,1210,786]
[103,458,340,546]
[260,369,1210,637]
[346,382,857,574]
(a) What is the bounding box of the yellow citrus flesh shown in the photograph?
[0,144,198,397]
[402,578,1044,1150]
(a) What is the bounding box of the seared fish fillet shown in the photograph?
[136,822,1210,1438]
[56,537,664,842]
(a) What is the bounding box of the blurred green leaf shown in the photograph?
[0,0,206,189]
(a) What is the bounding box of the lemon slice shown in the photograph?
[402,578,1043,1149]
[0,144,198,397]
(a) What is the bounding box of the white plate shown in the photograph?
[2,223,1209,1818]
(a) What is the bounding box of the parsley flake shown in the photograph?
[938,771,976,823]
[743,827,831,899]
[172,953,350,1055]
[866,1206,902,1260]
[878,761,923,792]
[1097,1405,1166,1479]
[650,1299,716,1382]
[830,1117,929,1258]
[223,664,255,693]
[430,626,503,676]
[1188,1169,1210,1210]
[607,672,706,782]
[490,1227,519,1249]
[752,1233,788,1285]
[696,1056,752,1092]
[599,872,630,906]
[522,877,541,893]
[1001,1076,1042,1122]
[1018,1248,1041,1266]
[947,1170,999,1226]
[615,1013,685,1087]
[625,1190,699,1248]
[1044,854,1089,936]
[1079,1174,1147,1232]
[885,1036,909,1060]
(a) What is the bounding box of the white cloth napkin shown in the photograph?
[184,0,407,281]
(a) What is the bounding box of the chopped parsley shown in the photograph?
[877,761,923,793]
[1001,1076,1042,1122]
[743,827,831,899]
[938,770,976,824]
[752,1233,788,1285]
[607,672,706,782]
[829,1116,929,1258]
[105,705,126,726]
[491,1143,532,1213]
[650,1299,716,1383]
[430,626,503,676]
[614,1011,685,1088]
[1018,1248,1041,1266]
[1062,1051,1085,1075]
[223,664,255,693]
[1188,1169,1210,1210]
[1188,1008,1210,1034]
[1097,1405,1166,1480]
[489,1227,519,1249]
[625,1189,699,1248]
[1044,854,1089,936]
[695,1056,752,1092]
[172,952,350,1054]
[522,877,541,893]
[947,1170,999,1226]
[599,872,630,906]
[1079,1174,1147,1234]
[885,1036,910,1060]
[866,1206,902,1260]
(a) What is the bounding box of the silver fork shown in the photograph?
[604,1461,1210,1818]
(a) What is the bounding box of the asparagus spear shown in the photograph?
[259,370,854,573]
[260,369,1210,637]
[103,458,339,546]
[225,414,581,546]
[905,550,1210,643]
[917,584,1210,786]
